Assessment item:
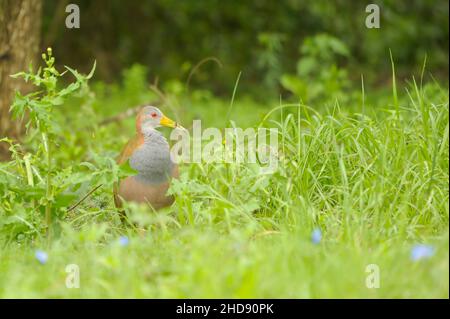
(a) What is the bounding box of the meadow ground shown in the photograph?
[0,64,448,298]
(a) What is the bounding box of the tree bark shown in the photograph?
[0,0,42,160]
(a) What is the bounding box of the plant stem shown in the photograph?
[24,153,37,212]
[42,132,52,237]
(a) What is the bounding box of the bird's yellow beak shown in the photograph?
[160,115,177,128]
[160,114,184,129]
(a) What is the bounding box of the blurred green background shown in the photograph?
[43,0,449,96]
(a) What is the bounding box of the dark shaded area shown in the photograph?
[41,0,448,95]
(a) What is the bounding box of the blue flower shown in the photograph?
[311,228,322,244]
[118,236,129,247]
[411,244,435,261]
[35,250,48,264]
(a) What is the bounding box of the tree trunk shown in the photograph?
[0,0,42,160]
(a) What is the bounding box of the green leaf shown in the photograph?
[87,60,97,79]
[119,161,138,177]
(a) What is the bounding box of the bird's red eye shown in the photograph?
[151,112,157,118]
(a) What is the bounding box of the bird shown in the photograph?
[114,106,182,215]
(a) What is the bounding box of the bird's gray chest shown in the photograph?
[129,132,174,184]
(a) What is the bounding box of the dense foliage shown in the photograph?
[0,48,448,297]
[43,0,449,94]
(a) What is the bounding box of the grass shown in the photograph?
[0,65,448,298]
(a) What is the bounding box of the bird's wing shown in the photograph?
[116,134,144,164]
[114,134,144,216]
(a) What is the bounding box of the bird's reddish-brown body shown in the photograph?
[116,165,179,209]
[113,107,180,212]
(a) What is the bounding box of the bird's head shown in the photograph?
[136,106,182,134]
